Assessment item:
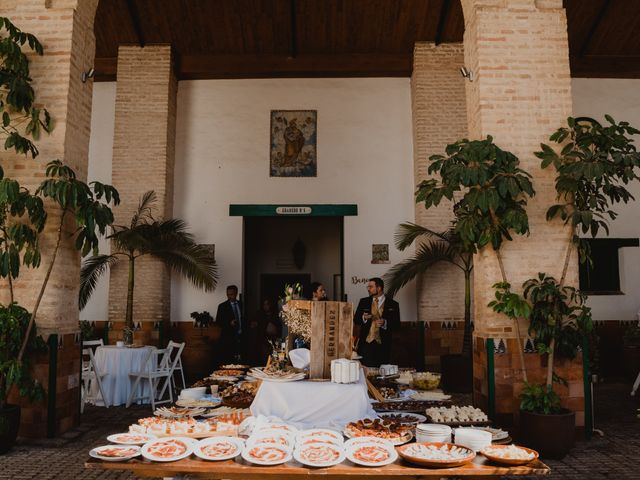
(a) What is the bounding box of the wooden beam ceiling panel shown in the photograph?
[583,0,640,55]
[94,0,138,58]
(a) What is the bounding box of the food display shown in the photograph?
[89,445,141,461]
[249,366,305,382]
[411,372,441,390]
[481,445,538,466]
[220,383,257,408]
[213,369,246,377]
[344,418,412,445]
[220,364,250,371]
[294,443,345,468]
[154,406,206,418]
[397,442,475,468]
[175,398,221,408]
[241,445,291,466]
[373,399,451,412]
[201,407,250,419]
[410,391,451,401]
[378,386,399,399]
[193,436,244,461]
[129,416,237,437]
[346,441,398,467]
[377,412,427,425]
[191,377,233,390]
[426,405,489,425]
[297,429,343,444]
[140,437,194,462]
[247,431,294,449]
[106,433,156,445]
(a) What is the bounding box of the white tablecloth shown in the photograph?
[250,371,375,430]
[92,345,156,406]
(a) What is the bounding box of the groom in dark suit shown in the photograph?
[354,277,400,367]
[216,285,245,363]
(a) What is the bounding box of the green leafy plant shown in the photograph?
[78,320,97,341]
[623,322,640,347]
[384,223,474,355]
[416,136,535,378]
[79,191,218,341]
[0,303,46,410]
[520,382,562,415]
[190,311,214,330]
[0,17,51,167]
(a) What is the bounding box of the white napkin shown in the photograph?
[288,348,311,369]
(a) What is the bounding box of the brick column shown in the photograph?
[461,0,583,427]
[411,43,468,368]
[108,46,177,344]
[0,0,99,437]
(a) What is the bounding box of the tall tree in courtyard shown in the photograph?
[79,191,218,342]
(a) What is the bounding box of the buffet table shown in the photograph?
[86,455,550,479]
[250,374,375,429]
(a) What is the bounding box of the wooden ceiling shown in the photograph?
[93,0,640,81]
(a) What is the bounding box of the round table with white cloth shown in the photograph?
[92,345,156,406]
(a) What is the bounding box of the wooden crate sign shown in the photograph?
[288,300,353,379]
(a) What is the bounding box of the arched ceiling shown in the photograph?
[93,0,640,81]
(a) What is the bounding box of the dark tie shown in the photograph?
[232,302,241,334]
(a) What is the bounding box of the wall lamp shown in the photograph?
[81,67,95,83]
[459,66,474,82]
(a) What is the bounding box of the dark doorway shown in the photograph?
[260,273,311,312]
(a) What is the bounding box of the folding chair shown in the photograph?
[81,346,109,412]
[126,342,185,409]
[632,369,640,396]
[81,339,104,372]
[169,341,187,390]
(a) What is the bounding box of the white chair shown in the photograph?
[81,339,104,372]
[170,341,187,390]
[126,342,185,410]
[80,346,109,412]
[632,370,640,396]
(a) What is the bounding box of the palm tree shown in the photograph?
[79,191,218,337]
[384,222,474,356]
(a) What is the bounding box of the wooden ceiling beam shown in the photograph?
[126,0,146,48]
[570,55,640,78]
[289,0,297,59]
[435,0,452,46]
[578,0,610,57]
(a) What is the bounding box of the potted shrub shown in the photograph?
[622,322,640,381]
[518,274,592,459]
[515,116,640,458]
[387,136,535,390]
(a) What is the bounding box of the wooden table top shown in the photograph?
[86,455,550,479]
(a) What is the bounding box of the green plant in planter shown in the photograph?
[385,224,474,356]
[415,136,535,378]
[0,304,46,410]
[520,382,562,415]
[79,191,218,343]
[623,322,640,347]
[191,311,214,331]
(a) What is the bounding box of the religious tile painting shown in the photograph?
[270,110,317,177]
[371,244,390,264]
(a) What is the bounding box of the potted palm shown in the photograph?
[79,190,218,344]
[385,224,473,391]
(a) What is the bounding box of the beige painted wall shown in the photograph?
[84,78,418,323]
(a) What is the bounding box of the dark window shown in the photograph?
[579,238,639,295]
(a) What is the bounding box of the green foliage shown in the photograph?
[523,273,593,360]
[79,191,218,329]
[0,17,51,165]
[623,322,640,347]
[537,116,640,262]
[416,137,535,252]
[190,311,214,329]
[520,382,562,415]
[36,160,120,257]
[78,320,97,341]
[0,303,46,408]
[488,282,531,321]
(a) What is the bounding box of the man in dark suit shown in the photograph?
[354,277,400,367]
[215,285,245,363]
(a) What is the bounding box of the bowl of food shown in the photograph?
[412,372,441,390]
[481,444,538,466]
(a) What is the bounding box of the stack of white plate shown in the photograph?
[415,424,452,443]
[178,387,206,401]
[453,428,492,452]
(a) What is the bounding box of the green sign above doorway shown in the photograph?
[229,204,357,217]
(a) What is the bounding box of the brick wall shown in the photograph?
[461,0,583,422]
[109,45,177,327]
[411,43,468,361]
